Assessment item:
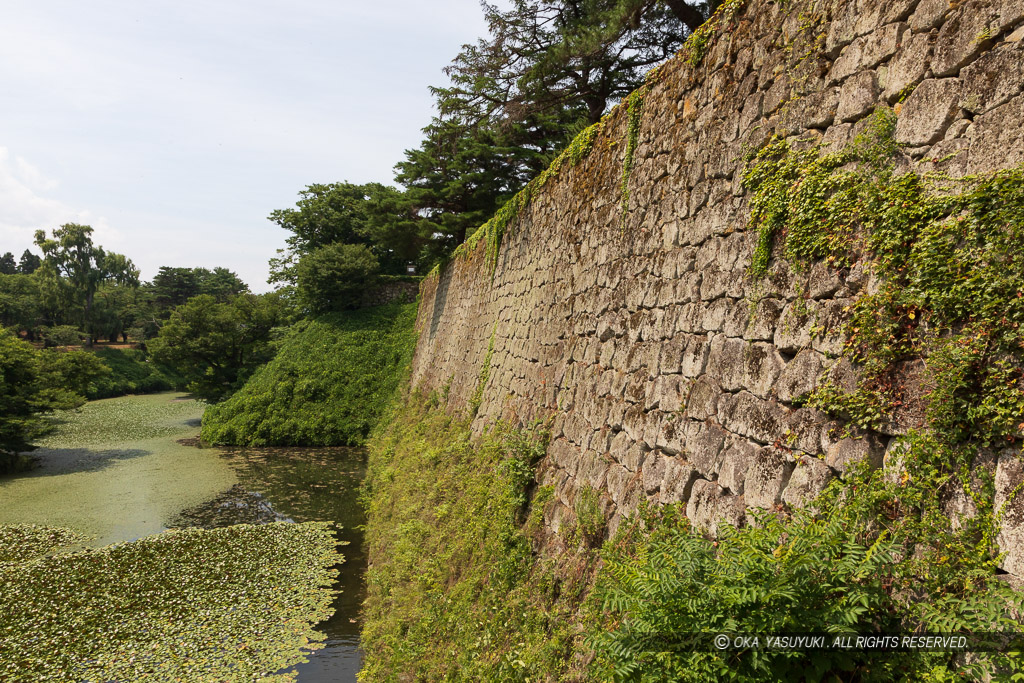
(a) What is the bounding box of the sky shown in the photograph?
[0,0,490,291]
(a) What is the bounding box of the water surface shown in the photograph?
[0,392,366,681]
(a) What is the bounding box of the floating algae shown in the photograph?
[0,522,343,682]
[0,393,237,546]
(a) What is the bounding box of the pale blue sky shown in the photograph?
[0,0,489,290]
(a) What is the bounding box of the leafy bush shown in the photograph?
[201,302,417,446]
[39,324,83,347]
[296,242,380,314]
[589,490,1024,682]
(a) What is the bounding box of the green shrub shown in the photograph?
[201,302,417,446]
[39,324,83,347]
[589,490,1024,682]
[296,242,380,313]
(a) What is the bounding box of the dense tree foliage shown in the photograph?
[295,243,380,314]
[268,182,420,284]
[0,330,109,472]
[150,266,248,310]
[148,293,287,402]
[0,252,16,275]
[18,249,41,275]
[0,274,42,336]
[33,224,139,346]
[436,0,705,128]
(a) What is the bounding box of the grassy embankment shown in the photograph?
[201,302,418,447]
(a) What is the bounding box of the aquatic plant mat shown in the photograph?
[0,521,342,682]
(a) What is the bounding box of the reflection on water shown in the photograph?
[169,484,295,527]
[169,446,368,683]
[0,393,368,682]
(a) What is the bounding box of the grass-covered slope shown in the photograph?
[359,389,595,682]
[201,302,417,446]
[86,347,184,399]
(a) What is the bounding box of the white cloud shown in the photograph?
[0,147,116,250]
[0,0,491,286]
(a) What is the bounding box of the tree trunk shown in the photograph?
[84,289,94,347]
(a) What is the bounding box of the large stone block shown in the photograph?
[880,31,932,101]
[837,70,880,121]
[718,391,789,445]
[774,300,819,354]
[908,0,949,32]
[966,93,1024,175]
[687,479,746,535]
[744,298,785,341]
[685,375,721,420]
[659,456,701,504]
[686,419,730,478]
[718,437,759,494]
[895,78,963,146]
[781,455,835,507]
[744,446,795,509]
[776,349,826,403]
[829,23,906,84]
[825,432,887,473]
[930,2,1003,77]
[959,42,1024,116]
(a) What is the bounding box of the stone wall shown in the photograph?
[360,280,420,308]
[409,0,1024,574]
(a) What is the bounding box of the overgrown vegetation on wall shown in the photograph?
[359,389,599,681]
[579,111,1024,680]
[201,302,417,447]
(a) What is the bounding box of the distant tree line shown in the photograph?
[1,226,250,348]
[1,223,285,455]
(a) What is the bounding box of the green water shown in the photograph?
[0,394,236,545]
[0,392,367,681]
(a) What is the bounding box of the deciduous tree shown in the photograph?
[148,293,286,402]
[33,224,139,346]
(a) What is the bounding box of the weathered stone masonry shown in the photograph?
[409,0,1024,574]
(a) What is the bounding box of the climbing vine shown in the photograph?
[594,108,1024,681]
[619,86,649,230]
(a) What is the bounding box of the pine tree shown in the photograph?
[18,250,41,275]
